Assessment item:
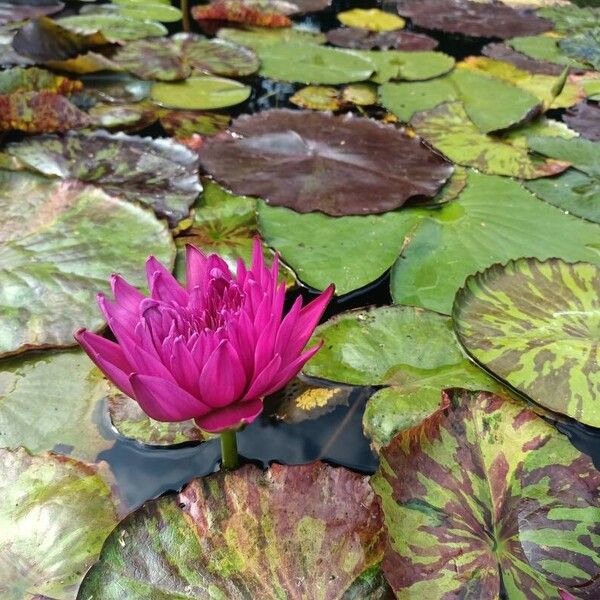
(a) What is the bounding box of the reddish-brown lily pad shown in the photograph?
[564,101,600,141]
[396,0,553,39]
[199,109,453,216]
[78,462,386,599]
[326,27,437,50]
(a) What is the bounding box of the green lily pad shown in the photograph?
[58,14,167,42]
[390,171,600,314]
[217,25,326,49]
[371,389,600,599]
[150,75,251,109]
[453,257,600,427]
[410,101,571,178]
[560,29,600,71]
[6,130,201,227]
[508,35,589,69]
[538,5,600,34]
[257,42,374,84]
[118,2,182,22]
[290,85,342,110]
[0,349,114,461]
[525,135,600,223]
[0,169,175,357]
[78,462,386,599]
[88,101,160,131]
[304,305,506,448]
[0,448,120,600]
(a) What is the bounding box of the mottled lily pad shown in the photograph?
[200,109,453,216]
[564,101,600,142]
[560,29,600,71]
[326,27,437,51]
[390,171,600,314]
[6,130,201,227]
[78,462,385,599]
[396,0,552,39]
[454,258,600,426]
[192,0,292,27]
[88,101,160,131]
[538,5,600,34]
[159,109,230,138]
[0,349,114,461]
[0,169,174,357]
[58,13,167,42]
[217,25,326,49]
[0,66,82,95]
[371,389,600,599]
[337,8,405,32]
[0,448,120,600]
[304,305,506,448]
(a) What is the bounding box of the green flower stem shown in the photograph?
[220,430,239,470]
[181,0,191,32]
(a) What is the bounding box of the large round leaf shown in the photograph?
[6,130,201,227]
[390,171,600,314]
[509,35,589,69]
[453,257,600,427]
[257,42,374,84]
[78,462,386,599]
[200,109,453,216]
[0,448,120,600]
[57,14,167,42]
[538,5,600,34]
[0,349,114,461]
[0,170,175,357]
[371,389,600,599]
[217,25,326,49]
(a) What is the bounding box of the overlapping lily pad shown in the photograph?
[560,29,600,71]
[564,101,600,142]
[482,42,566,76]
[217,25,326,49]
[326,27,437,51]
[390,171,600,314]
[337,8,405,32]
[304,305,506,448]
[508,35,590,69]
[78,462,385,599]
[0,448,120,600]
[538,5,600,34]
[58,14,167,42]
[372,389,600,599]
[454,258,600,427]
[0,169,174,357]
[88,101,160,131]
[6,130,201,226]
[200,109,453,216]
[191,0,292,27]
[159,109,230,138]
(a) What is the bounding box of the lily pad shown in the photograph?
[0,66,82,95]
[337,8,405,32]
[200,109,453,216]
[304,305,507,448]
[88,101,160,131]
[0,349,114,461]
[192,0,292,27]
[482,42,567,76]
[564,101,600,142]
[159,110,230,138]
[0,1,63,25]
[454,258,600,427]
[560,29,600,71]
[118,2,182,22]
[217,25,325,49]
[326,27,437,51]
[0,169,174,357]
[150,75,251,109]
[371,389,600,599]
[257,42,374,84]
[290,85,342,110]
[58,14,167,42]
[78,462,385,599]
[508,35,590,69]
[0,448,120,600]
[396,0,552,39]
[6,130,201,227]
[390,171,600,314]
[538,5,600,34]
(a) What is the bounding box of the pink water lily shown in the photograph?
[76,240,334,433]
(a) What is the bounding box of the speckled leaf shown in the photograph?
[57,14,167,42]
[560,29,600,71]
[159,109,230,138]
[337,9,405,32]
[326,28,437,51]
[0,1,63,24]
[257,42,374,84]
[217,25,326,49]
[7,130,201,227]
[411,102,570,178]
[78,462,385,600]
[200,109,452,216]
[0,67,82,95]
[396,0,552,39]
[538,5,600,34]
[372,389,600,599]
[304,305,505,448]
[564,101,600,142]
[341,83,377,105]
[454,258,600,427]
[0,169,175,357]
[0,448,120,600]
[192,0,292,27]
[508,35,590,70]
[88,101,160,132]
[0,349,114,461]
[390,171,600,314]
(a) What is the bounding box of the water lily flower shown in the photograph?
[76,239,333,466]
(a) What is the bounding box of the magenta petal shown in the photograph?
[130,374,210,422]
[75,329,134,397]
[185,244,207,290]
[264,343,322,396]
[198,340,247,408]
[146,256,188,305]
[97,293,138,331]
[110,274,144,314]
[243,354,281,400]
[274,295,302,356]
[194,398,263,433]
[169,337,200,395]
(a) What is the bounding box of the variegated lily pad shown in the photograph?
[372,389,600,599]
[453,257,600,427]
[78,462,386,599]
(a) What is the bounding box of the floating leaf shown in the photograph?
[304,305,506,448]
[159,109,230,138]
[78,462,385,599]
[0,170,174,357]
[482,41,567,76]
[151,75,251,109]
[7,130,201,227]
[80,71,152,103]
[509,35,590,69]
[257,42,374,84]
[200,109,453,216]
[217,25,326,49]
[454,257,600,427]
[411,101,570,178]
[88,101,160,131]
[290,85,342,110]
[372,389,600,599]
[192,0,292,27]
[0,1,63,25]
[538,5,600,34]
[390,171,600,314]
[118,2,182,22]
[337,8,405,32]
[58,14,167,42]
[326,27,437,51]
[564,101,600,142]
[0,349,114,461]
[560,29,600,71]
[396,0,552,39]
[341,83,377,105]
[0,66,82,95]
[0,448,120,600]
